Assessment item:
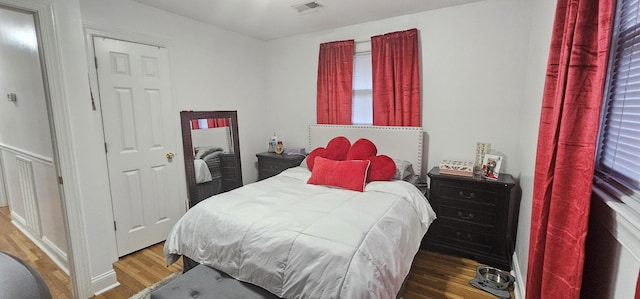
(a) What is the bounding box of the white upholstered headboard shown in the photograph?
[308,125,424,176]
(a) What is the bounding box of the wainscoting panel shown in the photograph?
[16,155,42,236]
[0,144,69,273]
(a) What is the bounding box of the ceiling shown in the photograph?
[132,0,486,41]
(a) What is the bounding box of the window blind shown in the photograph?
[597,0,640,201]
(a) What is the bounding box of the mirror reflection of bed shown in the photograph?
[192,121,233,201]
[180,111,243,207]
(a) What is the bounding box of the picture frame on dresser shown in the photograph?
[482,154,502,180]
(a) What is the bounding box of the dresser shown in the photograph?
[220,153,243,192]
[424,167,520,270]
[256,152,306,180]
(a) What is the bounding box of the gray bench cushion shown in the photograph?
[0,251,51,299]
[151,264,280,299]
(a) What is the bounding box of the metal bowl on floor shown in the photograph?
[476,265,514,290]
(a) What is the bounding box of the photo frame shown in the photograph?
[482,154,502,180]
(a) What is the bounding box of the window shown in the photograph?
[595,0,640,212]
[352,51,372,125]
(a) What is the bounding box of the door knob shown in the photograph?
[166,152,175,161]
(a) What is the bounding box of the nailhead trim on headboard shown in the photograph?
[308,125,424,176]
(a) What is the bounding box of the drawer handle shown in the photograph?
[457,211,474,220]
[458,191,476,199]
[456,231,472,241]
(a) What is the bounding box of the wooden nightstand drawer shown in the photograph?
[438,223,494,251]
[439,204,495,227]
[256,152,305,180]
[259,159,291,172]
[438,182,499,206]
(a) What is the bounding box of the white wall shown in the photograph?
[263,1,557,297]
[0,6,69,272]
[76,0,268,294]
[81,0,268,184]
[583,190,640,299]
[264,0,531,176]
[513,0,556,296]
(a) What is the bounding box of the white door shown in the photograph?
[94,37,183,257]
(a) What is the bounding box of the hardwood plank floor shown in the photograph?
[0,206,514,298]
[0,206,72,298]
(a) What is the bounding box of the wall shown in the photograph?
[80,0,268,184]
[263,0,560,297]
[0,6,69,272]
[77,0,268,294]
[583,189,640,299]
[264,0,530,176]
[513,0,556,296]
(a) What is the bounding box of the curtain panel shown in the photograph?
[316,40,355,124]
[371,28,421,126]
[191,118,228,130]
[526,0,613,298]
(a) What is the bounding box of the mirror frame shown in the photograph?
[180,110,242,208]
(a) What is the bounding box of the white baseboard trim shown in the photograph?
[10,213,69,274]
[91,269,120,296]
[511,252,525,299]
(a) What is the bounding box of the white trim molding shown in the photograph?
[0,0,94,297]
[511,252,525,299]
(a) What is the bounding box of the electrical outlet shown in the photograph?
[6,93,17,102]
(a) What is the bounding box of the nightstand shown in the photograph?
[423,167,520,270]
[256,152,306,180]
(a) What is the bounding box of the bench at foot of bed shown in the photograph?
[151,264,280,299]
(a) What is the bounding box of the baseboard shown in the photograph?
[511,252,525,299]
[92,269,120,296]
[10,213,69,274]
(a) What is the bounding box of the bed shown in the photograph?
[164,125,436,298]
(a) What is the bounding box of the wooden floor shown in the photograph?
[0,206,514,298]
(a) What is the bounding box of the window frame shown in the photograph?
[351,50,373,125]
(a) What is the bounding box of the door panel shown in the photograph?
[94,37,183,257]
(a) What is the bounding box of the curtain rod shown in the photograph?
[355,40,370,44]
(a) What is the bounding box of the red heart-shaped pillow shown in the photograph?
[347,138,377,160]
[324,136,351,161]
[306,147,326,170]
[367,155,396,182]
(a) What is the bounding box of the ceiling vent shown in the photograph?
[292,1,323,14]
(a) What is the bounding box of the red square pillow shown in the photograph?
[307,157,370,192]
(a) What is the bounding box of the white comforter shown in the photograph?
[164,167,436,299]
[194,159,212,184]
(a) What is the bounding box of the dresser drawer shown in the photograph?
[437,222,494,251]
[259,160,291,173]
[439,204,496,227]
[256,152,306,181]
[438,182,499,206]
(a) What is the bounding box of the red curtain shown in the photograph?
[316,40,354,124]
[371,28,420,126]
[191,118,228,130]
[526,1,613,298]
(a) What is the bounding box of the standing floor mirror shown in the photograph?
[180,111,242,207]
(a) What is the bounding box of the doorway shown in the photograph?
[92,36,184,257]
[0,3,72,298]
